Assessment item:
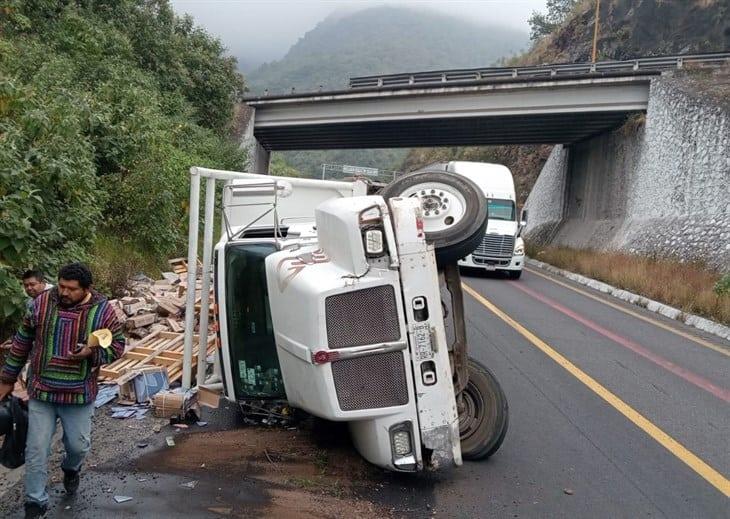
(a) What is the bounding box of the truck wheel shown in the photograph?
[380,171,488,266]
[459,358,508,460]
[507,270,522,280]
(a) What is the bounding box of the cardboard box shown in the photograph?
[197,386,221,409]
[152,389,197,418]
[133,368,169,402]
[118,367,169,404]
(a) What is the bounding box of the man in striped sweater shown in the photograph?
[0,263,125,518]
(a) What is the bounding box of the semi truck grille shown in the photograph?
[325,285,400,349]
[473,234,515,259]
[332,351,409,410]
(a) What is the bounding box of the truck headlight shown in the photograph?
[392,429,412,456]
[389,422,413,457]
[364,228,384,255]
[514,241,524,256]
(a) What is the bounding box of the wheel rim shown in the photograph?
[458,381,485,441]
[399,182,468,234]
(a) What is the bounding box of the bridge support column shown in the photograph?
[241,107,270,175]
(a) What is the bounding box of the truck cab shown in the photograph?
[203,168,507,472]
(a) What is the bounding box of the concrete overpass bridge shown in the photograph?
[242,52,730,173]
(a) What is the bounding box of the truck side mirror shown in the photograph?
[520,209,528,226]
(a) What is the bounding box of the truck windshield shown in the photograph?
[224,242,285,400]
[487,199,515,221]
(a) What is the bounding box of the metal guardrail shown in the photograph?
[349,52,730,89]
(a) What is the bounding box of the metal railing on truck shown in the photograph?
[348,51,730,89]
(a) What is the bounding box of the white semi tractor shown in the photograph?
[190,166,508,473]
[420,162,526,279]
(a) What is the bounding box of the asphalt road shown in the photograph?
[2,265,727,518]
[437,266,730,518]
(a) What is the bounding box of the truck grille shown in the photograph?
[473,234,515,259]
[332,351,409,410]
[325,285,400,349]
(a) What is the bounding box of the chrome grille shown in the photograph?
[325,285,400,349]
[332,351,409,410]
[473,234,515,259]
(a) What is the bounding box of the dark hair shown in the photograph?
[22,269,44,282]
[58,263,93,289]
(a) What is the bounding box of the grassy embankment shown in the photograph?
[528,245,730,326]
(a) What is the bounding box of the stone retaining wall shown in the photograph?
[523,71,730,271]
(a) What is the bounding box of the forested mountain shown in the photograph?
[247,6,528,94]
[247,5,527,178]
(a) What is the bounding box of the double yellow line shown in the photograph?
[462,283,730,498]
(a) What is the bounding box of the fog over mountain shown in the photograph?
[246,5,529,94]
[171,1,544,72]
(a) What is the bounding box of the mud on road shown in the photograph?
[0,403,439,518]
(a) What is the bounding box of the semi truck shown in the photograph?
[421,162,526,279]
[190,166,508,472]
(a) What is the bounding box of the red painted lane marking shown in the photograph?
[510,281,730,403]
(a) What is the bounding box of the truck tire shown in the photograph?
[459,358,508,460]
[380,171,488,266]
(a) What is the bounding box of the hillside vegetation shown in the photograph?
[0,0,245,331]
[402,0,730,203]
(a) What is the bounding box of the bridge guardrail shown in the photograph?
[349,52,730,89]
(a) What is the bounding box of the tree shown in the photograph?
[0,1,246,333]
[528,0,580,41]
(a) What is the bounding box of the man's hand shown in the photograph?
[69,344,94,360]
[0,381,13,401]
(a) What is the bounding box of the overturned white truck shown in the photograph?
[192,166,508,472]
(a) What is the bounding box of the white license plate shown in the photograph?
[413,323,433,361]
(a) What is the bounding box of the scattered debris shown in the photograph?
[117,366,169,404]
[197,385,221,409]
[94,385,119,408]
[114,496,133,503]
[100,331,214,387]
[196,421,208,427]
[180,480,198,489]
[208,507,233,515]
[173,423,189,429]
[166,436,176,447]
[152,388,199,419]
[110,405,149,420]
[136,442,149,448]
[563,488,574,495]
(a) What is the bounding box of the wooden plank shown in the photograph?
[125,313,156,330]
[122,352,178,366]
[166,318,184,333]
[123,300,147,316]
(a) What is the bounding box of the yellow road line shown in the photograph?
[525,267,730,358]
[462,282,730,498]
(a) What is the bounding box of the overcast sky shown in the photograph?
[171,0,547,70]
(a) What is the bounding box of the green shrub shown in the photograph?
[0,1,246,333]
[715,273,730,296]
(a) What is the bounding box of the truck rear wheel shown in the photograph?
[380,171,488,266]
[459,358,508,460]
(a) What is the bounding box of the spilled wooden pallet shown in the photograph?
[99,330,216,384]
[168,257,203,276]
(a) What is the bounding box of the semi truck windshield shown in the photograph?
[487,199,515,221]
